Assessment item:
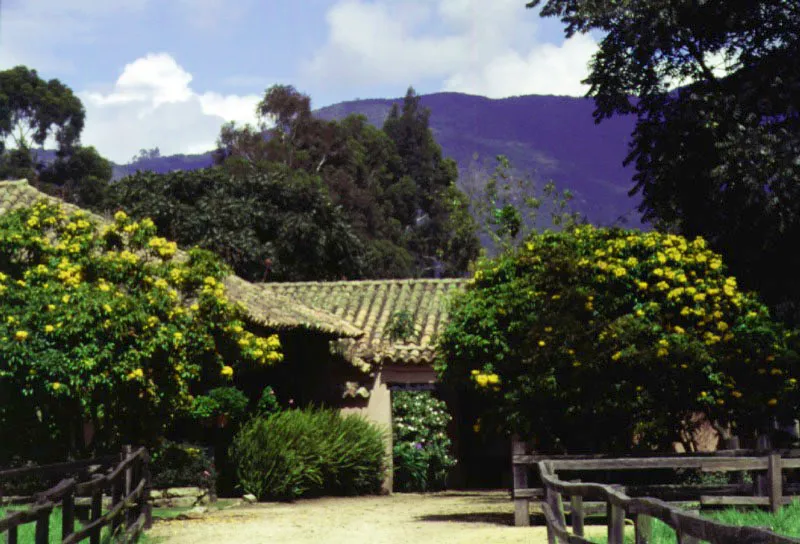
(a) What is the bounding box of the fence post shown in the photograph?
[570,479,584,537]
[511,436,530,527]
[90,483,103,544]
[143,450,153,529]
[754,434,771,496]
[607,501,625,544]
[62,486,75,539]
[768,452,782,514]
[34,507,50,544]
[122,445,133,529]
[635,514,653,544]
[111,475,123,535]
[8,525,18,544]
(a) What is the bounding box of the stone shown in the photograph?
[242,493,257,504]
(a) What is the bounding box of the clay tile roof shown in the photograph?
[0,179,362,338]
[257,279,469,366]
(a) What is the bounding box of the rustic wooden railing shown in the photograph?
[538,460,800,544]
[0,446,152,544]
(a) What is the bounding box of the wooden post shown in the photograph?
[755,434,771,496]
[635,514,653,544]
[34,508,50,544]
[143,451,153,529]
[607,502,625,544]
[768,452,783,514]
[8,525,18,544]
[511,436,530,527]
[111,478,123,534]
[90,487,102,544]
[571,480,584,537]
[123,445,133,529]
[62,487,75,539]
[677,531,700,544]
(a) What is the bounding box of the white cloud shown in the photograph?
[80,53,261,163]
[304,0,598,97]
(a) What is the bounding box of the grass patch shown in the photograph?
[0,505,160,544]
[587,500,800,543]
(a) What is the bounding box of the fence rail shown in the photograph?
[538,460,800,544]
[0,446,152,544]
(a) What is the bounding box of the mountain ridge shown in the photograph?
[108,92,641,226]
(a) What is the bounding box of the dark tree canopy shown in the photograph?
[108,165,365,282]
[213,85,480,279]
[527,0,800,323]
[0,66,85,158]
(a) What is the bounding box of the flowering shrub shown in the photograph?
[437,226,800,451]
[391,390,456,491]
[0,201,282,461]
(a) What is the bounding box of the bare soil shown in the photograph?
[147,491,606,544]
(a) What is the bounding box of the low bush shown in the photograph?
[391,390,456,491]
[230,408,387,501]
[150,441,216,490]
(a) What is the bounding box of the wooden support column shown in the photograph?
[511,436,529,527]
[768,452,783,514]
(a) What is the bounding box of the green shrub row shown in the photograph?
[230,408,388,501]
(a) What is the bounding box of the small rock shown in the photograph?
[242,493,257,504]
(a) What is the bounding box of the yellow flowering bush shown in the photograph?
[0,201,283,462]
[438,226,799,451]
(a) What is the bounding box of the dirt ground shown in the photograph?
[147,491,607,544]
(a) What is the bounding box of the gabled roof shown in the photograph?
[0,180,363,338]
[258,279,468,367]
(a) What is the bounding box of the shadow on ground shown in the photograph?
[418,512,516,526]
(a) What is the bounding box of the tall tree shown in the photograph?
[0,66,85,165]
[383,87,480,276]
[108,165,365,282]
[526,1,800,323]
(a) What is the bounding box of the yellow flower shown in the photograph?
[637,282,648,290]
[44,324,54,333]
[14,330,28,341]
[126,368,144,381]
[114,210,128,221]
[221,365,234,378]
[52,382,61,391]
[611,351,622,361]
[487,374,500,385]
[767,398,778,407]
[62,295,70,304]
[732,391,743,398]
[538,340,546,347]
[673,326,685,334]
[544,326,553,333]
[173,332,183,341]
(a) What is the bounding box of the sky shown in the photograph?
[0,0,600,164]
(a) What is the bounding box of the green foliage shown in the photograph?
[39,145,113,208]
[150,440,216,489]
[437,226,799,452]
[391,391,456,491]
[0,202,283,462]
[230,408,387,501]
[386,310,416,342]
[190,387,249,422]
[527,1,800,324]
[463,154,581,255]
[106,165,365,282]
[213,84,480,279]
[256,386,279,416]
[0,66,84,158]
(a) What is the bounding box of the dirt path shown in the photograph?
[147,491,606,544]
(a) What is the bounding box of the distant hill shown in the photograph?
[314,93,642,227]
[45,92,645,227]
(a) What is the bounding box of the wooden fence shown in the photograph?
[0,446,152,544]
[537,460,800,544]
